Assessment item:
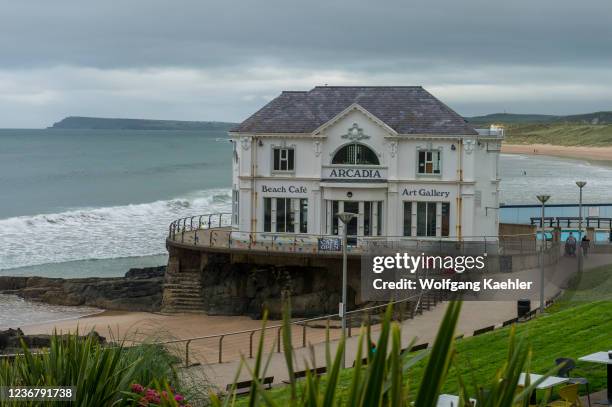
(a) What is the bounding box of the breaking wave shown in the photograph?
[0,188,232,271]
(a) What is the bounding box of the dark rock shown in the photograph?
[125,266,166,279]
[193,256,342,318]
[0,266,166,312]
[0,328,106,353]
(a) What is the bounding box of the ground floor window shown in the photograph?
[404,201,450,237]
[299,199,308,233]
[403,201,412,236]
[263,197,308,233]
[441,202,450,237]
[232,189,239,226]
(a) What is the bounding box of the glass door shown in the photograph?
[343,201,359,244]
[327,200,383,241]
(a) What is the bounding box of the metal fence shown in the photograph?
[167,213,541,256]
[162,213,561,366]
[158,289,443,367]
[1,288,567,369]
[168,212,232,240]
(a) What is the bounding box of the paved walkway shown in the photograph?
[22,253,612,391]
[193,253,612,389]
[195,301,519,389]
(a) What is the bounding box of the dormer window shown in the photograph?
[332,143,379,165]
[273,147,295,172]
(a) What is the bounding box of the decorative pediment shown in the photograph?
[341,123,370,141]
[311,103,398,137]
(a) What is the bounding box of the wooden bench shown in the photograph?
[473,325,494,336]
[502,317,519,327]
[407,342,429,353]
[226,376,274,396]
[520,309,537,321]
[399,342,429,355]
[283,366,327,383]
[352,356,369,367]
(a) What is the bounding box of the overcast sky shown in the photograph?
[1,0,611,128]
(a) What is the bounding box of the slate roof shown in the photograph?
[231,86,477,135]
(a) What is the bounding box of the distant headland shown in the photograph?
[49,116,238,131]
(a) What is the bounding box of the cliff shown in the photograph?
[49,116,237,131]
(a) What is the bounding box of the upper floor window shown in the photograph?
[332,143,379,165]
[418,150,441,175]
[273,147,295,172]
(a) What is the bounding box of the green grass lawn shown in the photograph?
[240,265,612,404]
[549,264,612,309]
[504,123,612,146]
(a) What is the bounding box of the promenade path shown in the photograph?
[22,253,612,390]
[196,253,612,389]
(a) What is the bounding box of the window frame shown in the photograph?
[232,189,239,226]
[272,146,295,173]
[299,198,308,234]
[417,148,442,176]
[403,201,412,237]
[331,143,380,166]
[263,197,306,234]
[406,201,451,238]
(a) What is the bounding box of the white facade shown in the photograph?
[230,103,503,240]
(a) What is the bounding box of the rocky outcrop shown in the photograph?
[0,266,165,312]
[0,328,105,354]
[162,252,345,318]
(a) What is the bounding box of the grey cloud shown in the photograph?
[0,0,611,127]
[1,0,611,69]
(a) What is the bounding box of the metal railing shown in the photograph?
[2,288,566,370]
[530,216,612,229]
[167,213,540,256]
[158,289,441,367]
[168,213,232,241]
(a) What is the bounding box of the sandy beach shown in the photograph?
[21,310,281,345]
[502,143,612,162]
[20,310,335,365]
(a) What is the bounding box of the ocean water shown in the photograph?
[498,153,612,205]
[0,129,233,276]
[1,129,612,328]
[0,294,102,330]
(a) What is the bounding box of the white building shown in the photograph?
[229,86,503,241]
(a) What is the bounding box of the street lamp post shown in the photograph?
[576,181,587,272]
[536,194,550,314]
[337,211,357,368]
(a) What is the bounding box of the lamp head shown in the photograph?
[337,212,357,224]
[536,195,551,204]
[576,181,587,188]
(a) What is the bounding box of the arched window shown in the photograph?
[332,143,379,165]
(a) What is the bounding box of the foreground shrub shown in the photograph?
[0,331,180,407]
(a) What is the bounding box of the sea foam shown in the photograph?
[0,188,231,271]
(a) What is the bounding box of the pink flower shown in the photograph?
[145,390,160,403]
[174,394,185,402]
[131,383,144,394]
